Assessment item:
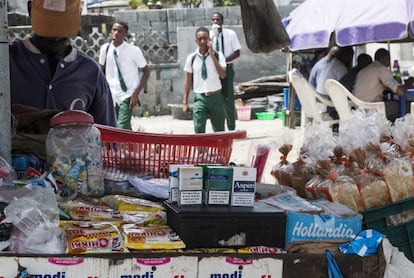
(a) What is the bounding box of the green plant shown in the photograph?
[164,0,239,7]
[129,0,139,9]
[214,0,239,6]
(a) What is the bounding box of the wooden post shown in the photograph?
[286,51,297,129]
[0,0,11,163]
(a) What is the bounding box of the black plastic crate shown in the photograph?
[361,197,414,261]
[164,201,286,249]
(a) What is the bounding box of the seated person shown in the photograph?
[10,0,117,127]
[316,46,354,124]
[353,48,414,122]
[308,46,338,89]
[339,53,372,92]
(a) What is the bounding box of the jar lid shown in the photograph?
[50,110,94,127]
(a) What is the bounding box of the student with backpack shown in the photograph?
[99,21,150,130]
[182,27,227,133]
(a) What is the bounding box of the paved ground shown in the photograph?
[131,115,302,184]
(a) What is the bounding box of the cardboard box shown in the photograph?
[285,211,362,245]
[0,256,199,278]
[0,257,108,278]
[203,166,233,205]
[231,167,256,207]
[198,256,282,278]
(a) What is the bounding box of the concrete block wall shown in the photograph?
[114,6,293,114]
[8,6,296,116]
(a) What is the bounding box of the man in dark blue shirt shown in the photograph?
[10,0,116,126]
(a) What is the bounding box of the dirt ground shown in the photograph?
[131,114,302,184]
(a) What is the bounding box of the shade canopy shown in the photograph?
[283,0,414,51]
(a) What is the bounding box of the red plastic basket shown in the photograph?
[96,125,247,178]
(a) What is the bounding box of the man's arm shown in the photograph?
[208,41,226,79]
[129,65,150,109]
[225,49,240,63]
[183,72,193,113]
[395,77,414,96]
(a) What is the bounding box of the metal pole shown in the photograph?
[0,0,11,164]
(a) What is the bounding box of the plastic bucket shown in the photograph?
[236,106,252,121]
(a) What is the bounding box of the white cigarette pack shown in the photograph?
[231,167,256,207]
[178,166,203,206]
[169,164,194,203]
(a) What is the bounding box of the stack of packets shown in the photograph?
[59,195,185,254]
[168,164,257,207]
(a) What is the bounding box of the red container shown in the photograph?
[96,125,246,178]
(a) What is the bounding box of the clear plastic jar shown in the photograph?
[46,109,104,200]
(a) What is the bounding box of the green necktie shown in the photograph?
[113,49,128,92]
[199,54,208,80]
[215,35,220,52]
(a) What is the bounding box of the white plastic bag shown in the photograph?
[383,238,414,278]
[128,176,169,199]
[4,187,66,253]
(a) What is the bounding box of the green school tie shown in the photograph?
[199,54,208,80]
[215,36,220,52]
[113,49,128,92]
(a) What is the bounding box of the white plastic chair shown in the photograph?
[325,79,386,121]
[288,69,338,127]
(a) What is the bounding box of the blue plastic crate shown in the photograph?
[283,88,301,110]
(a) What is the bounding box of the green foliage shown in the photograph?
[214,0,239,6]
[161,0,240,7]
[129,0,139,9]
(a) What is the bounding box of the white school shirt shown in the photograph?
[99,41,147,105]
[183,48,226,93]
[210,28,241,64]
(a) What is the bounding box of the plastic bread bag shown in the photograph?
[288,152,316,198]
[267,129,296,185]
[301,121,338,162]
[270,143,293,187]
[391,114,414,152]
[338,109,385,154]
[391,115,414,169]
[311,160,365,212]
[365,141,400,174]
[348,147,390,209]
[4,187,66,253]
[364,141,410,204]
[292,122,338,198]
[331,145,351,173]
[382,157,414,202]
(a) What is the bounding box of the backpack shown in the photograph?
[101,43,110,74]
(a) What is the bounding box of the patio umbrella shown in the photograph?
[283,0,414,51]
